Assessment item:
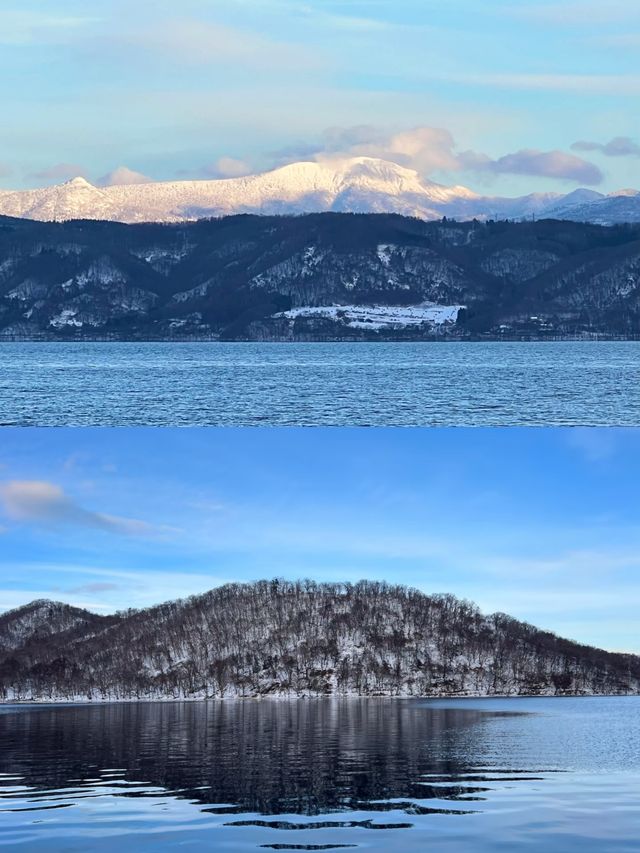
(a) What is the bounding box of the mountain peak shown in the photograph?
[2,598,87,619]
[0,598,112,656]
[62,176,94,189]
[9,598,59,612]
[557,188,604,203]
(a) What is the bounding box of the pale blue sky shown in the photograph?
[1,428,639,654]
[1,1,639,194]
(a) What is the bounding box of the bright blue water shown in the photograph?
[1,342,639,425]
[0,697,638,851]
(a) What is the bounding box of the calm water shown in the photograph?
[0,698,638,851]
[1,342,640,425]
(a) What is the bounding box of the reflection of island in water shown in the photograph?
[0,699,536,815]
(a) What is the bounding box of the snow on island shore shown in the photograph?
[275,303,464,330]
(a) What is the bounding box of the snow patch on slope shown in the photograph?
[276,302,464,329]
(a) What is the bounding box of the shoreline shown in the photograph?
[2,336,640,344]
[2,692,638,707]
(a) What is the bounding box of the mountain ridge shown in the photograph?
[1,157,638,225]
[1,212,639,340]
[1,581,639,701]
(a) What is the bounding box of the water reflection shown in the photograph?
[1,698,638,851]
[0,700,515,814]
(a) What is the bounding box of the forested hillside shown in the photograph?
[1,213,640,339]
[1,581,638,701]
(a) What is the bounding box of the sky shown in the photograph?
[1,427,640,654]
[1,1,639,195]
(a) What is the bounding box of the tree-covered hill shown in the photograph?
[1,580,638,701]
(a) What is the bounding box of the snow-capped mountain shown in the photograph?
[545,189,640,225]
[0,159,475,223]
[1,157,637,224]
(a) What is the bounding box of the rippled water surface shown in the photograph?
[1,698,638,851]
[2,341,640,425]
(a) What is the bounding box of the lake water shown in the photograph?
[0,698,638,851]
[1,341,640,425]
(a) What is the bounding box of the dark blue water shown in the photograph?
[1,342,639,425]
[0,697,638,851]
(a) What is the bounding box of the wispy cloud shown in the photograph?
[0,564,238,614]
[597,33,640,48]
[219,1,409,33]
[435,72,640,96]
[476,548,640,581]
[28,163,87,182]
[571,137,640,158]
[0,480,168,537]
[507,1,640,25]
[111,18,324,71]
[68,581,119,594]
[0,10,100,46]
[565,428,622,463]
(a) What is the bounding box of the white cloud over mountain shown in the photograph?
[482,149,602,184]
[98,166,152,187]
[202,157,252,179]
[276,125,604,185]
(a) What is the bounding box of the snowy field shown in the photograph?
[276,303,464,329]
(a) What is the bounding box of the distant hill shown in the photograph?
[1,157,638,225]
[1,213,639,340]
[1,580,638,701]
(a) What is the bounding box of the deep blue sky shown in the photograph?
[1,1,639,194]
[1,427,639,653]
